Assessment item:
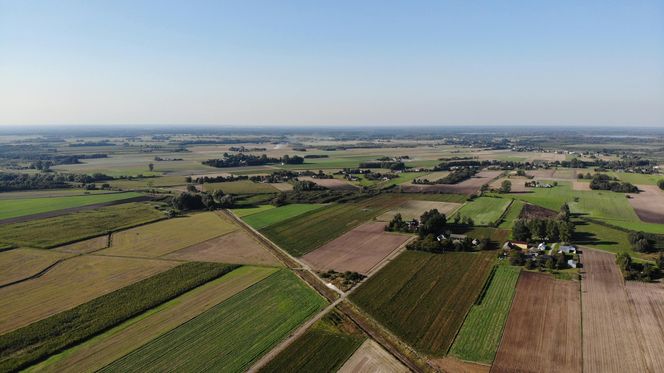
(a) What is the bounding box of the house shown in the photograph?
[537,242,547,251]
[567,259,578,268]
[558,245,576,254]
[437,233,468,242]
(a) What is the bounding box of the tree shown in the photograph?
[200,193,215,210]
[212,189,225,202]
[293,180,323,192]
[512,219,531,241]
[148,163,154,172]
[217,195,235,208]
[500,180,512,193]
[480,183,489,193]
[555,252,568,269]
[172,192,205,211]
[418,209,447,238]
[272,192,287,206]
[509,250,526,266]
[559,221,574,243]
[559,203,571,221]
[546,220,560,242]
[659,179,664,191]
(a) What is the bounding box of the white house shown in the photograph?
[558,245,576,254]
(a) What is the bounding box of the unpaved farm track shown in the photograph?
[491,272,581,373]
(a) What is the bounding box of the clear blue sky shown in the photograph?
[1,0,663,126]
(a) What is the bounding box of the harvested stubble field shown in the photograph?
[29,266,277,373]
[99,270,326,373]
[164,230,281,266]
[0,248,72,287]
[299,176,358,191]
[97,212,237,258]
[400,170,502,194]
[376,199,461,221]
[53,235,109,254]
[260,310,365,373]
[0,192,143,220]
[491,272,581,373]
[581,249,653,373]
[490,177,529,193]
[0,203,164,248]
[350,251,495,356]
[261,195,403,257]
[450,266,521,364]
[242,203,326,229]
[627,184,664,224]
[338,339,409,373]
[302,222,412,274]
[203,180,279,194]
[454,197,511,226]
[0,255,177,334]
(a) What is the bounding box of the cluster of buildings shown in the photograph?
[503,240,579,268]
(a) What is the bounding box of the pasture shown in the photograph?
[339,339,409,373]
[0,192,144,220]
[0,202,165,248]
[302,222,411,274]
[28,266,276,373]
[203,180,279,194]
[97,212,238,258]
[260,310,365,373]
[242,203,326,229]
[164,230,281,266]
[0,255,177,334]
[454,196,511,226]
[350,251,495,356]
[261,195,403,257]
[449,266,521,363]
[492,272,581,373]
[99,270,326,372]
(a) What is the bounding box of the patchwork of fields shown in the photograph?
[0,192,143,220]
[351,251,495,356]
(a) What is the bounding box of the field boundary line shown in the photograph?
[365,235,416,276]
[0,258,68,289]
[493,198,515,227]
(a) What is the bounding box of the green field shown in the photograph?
[0,192,143,220]
[231,204,275,217]
[260,310,365,373]
[0,262,238,372]
[404,193,469,203]
[572,218,633,255]
[242,204,326,229]
[449,266,521,363]
[350,251,495,356]
[604,171,664,186]
[497,200,524,229]
[203,180,280,194]
[100,270,326,372]
[260,195,402,256]
[454,197,511,226]
[0,203,165,248]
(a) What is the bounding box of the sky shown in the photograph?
[1,0,663,127]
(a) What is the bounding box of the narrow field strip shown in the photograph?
[0,192,143,220]
[99,269,327,373]
[27,266,276,373]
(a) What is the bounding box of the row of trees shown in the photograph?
[202,153,304,168]
[171,190,234,211]
[0,172,112,192]
[413,168,477,185]
[616,252,661,282]
[512,218,574,242]
[589,174,638,193]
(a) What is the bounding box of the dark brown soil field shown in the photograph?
[400,170,502,194]
[518,203,558,219]
[625,281,664,372]
[301,222,411,274]
[627,185,664,224]
[581,249,651,373]
[491,272,581,373]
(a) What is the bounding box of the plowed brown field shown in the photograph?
[627,185,664,224]
[491,272,581,373]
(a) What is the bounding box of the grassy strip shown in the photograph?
[0,203,164,248]
[260,310,365,372]
[497,199,524,229]
[449,266,521,363]
[0,262,239,372]
[99,269,327,372]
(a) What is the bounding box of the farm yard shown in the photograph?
[339,339,409,373]
[259,310,365,373]
[27,266,277,373]
[98,270,326,372]
[350,251,495,356]
[449,266,521,364]
[301,222,412,274]
[491,272,582,373]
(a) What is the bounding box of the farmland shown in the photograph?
[302,222,411,274]
[449,265,521,363]
[203,180,280,194]
[28,266,276,373]
[0,202,165,248]
[241,203,326,229]
[0,248,72,286]
[0,192,143,220]
[454,196,511,226]
[260,310,365,372]
[350,251,495,355]
[376,199,462,221]
[261,195,403,256]
[497,199,524,229]
[97,212,238,258]
[0,262,238,372]
[339,339,409,373]
[400,170,502,194]
[492,272,581,373]
[99,270,326,372]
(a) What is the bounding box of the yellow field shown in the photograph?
[0,255,177,334]
[27,266,277,373]
[97,212,238,258]
[53,236,109,254]
[0,248,73,287]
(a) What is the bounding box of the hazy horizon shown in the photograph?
[1,0,663,127]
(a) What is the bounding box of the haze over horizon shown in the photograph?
[1,0,663,127]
